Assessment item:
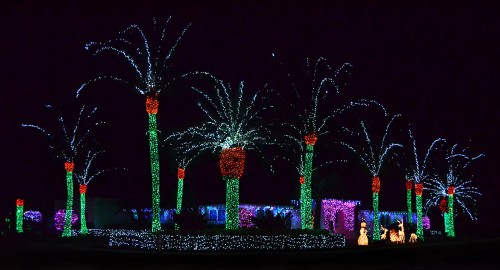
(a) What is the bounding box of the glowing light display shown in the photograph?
[74,149,125,235]
[322,199,360,231]
[358,220,368,246]
[78,18,191,233]
[165,78,276,230]
[301,142,314,229]
[22,104,103,237]
[340,114,403,241]
[177,167,185,180]
[16,199,24,233]
[109,229,345,250]
[446,187,455,238]
[406,180,412,221]
[225,177,240,230]
[299,175,305,185]
[425,144,483,237]
[220,147,246,178]
[439,196,448,213]
[405,131,446,241]
[304,133,317,146]
[239,207,253,228]
[414,182,424,240]
[54,209,78,232]
[23,211,42,223]
[63,161,74,237]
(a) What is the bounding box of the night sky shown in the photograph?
[1,1,498,236]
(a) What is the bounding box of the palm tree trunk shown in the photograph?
[79,184,88,234]
[406,180,412,223]
[372,176,380,241]
[62,161,74,237]
[220,147,245,230]
[146,95,161,233]
[175,168,184,231]
[302,133,317,230]
[16,199,24,233]
[446,186,455,238]
[415,183,424,241]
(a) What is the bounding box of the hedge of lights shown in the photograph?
[322,199,360,232]
[108,230,345,251]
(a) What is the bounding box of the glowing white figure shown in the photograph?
[397,219,405,243]
[358,220,368,246]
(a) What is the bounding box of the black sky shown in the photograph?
[0,1,499,235]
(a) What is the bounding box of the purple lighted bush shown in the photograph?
[54,209,78,231]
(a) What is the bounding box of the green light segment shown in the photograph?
[225,177,239,230]
[16,205,23,233]
[176,178,184,213]
[372,192,380,241]
[62,170,74,237]
[301,144,314,229]
[416,194,424,241]
[148,113,161,233]
[80,192,88,235]
[446,195,455,238]
[406,189,412,222]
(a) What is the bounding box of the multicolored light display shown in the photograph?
[16,199,24,233]
[406,180,412,221]
[62,161,74,237]
[79,184,88,234]
[79,18,191,234]
[340,115,402,241]
[415,182,424,240]
[54,209,78,232]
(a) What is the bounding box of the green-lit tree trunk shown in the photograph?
[446,194,455,238]
[174,168,184,231]
[15,199,24,233]
[302,134,317,230]
[146,93,161,233]
[62,162,74,237]
[79,184,88,235]
[225,177,239,229]
[406,180,412,223]
[415,183,424,241]
[372,176,380,241]
[220,147,245,230]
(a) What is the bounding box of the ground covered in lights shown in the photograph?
[0,234,498,269]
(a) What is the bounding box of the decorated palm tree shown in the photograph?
[167,76,276,230]
[425,144,483,238]
[22,104,103,237]
[405,129,446,241]
[271,55,384,229]
[77,17,191,233]
[74,149,126,234]
[340,114,403,240]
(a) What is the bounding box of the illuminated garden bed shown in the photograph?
[107,229,345,251]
